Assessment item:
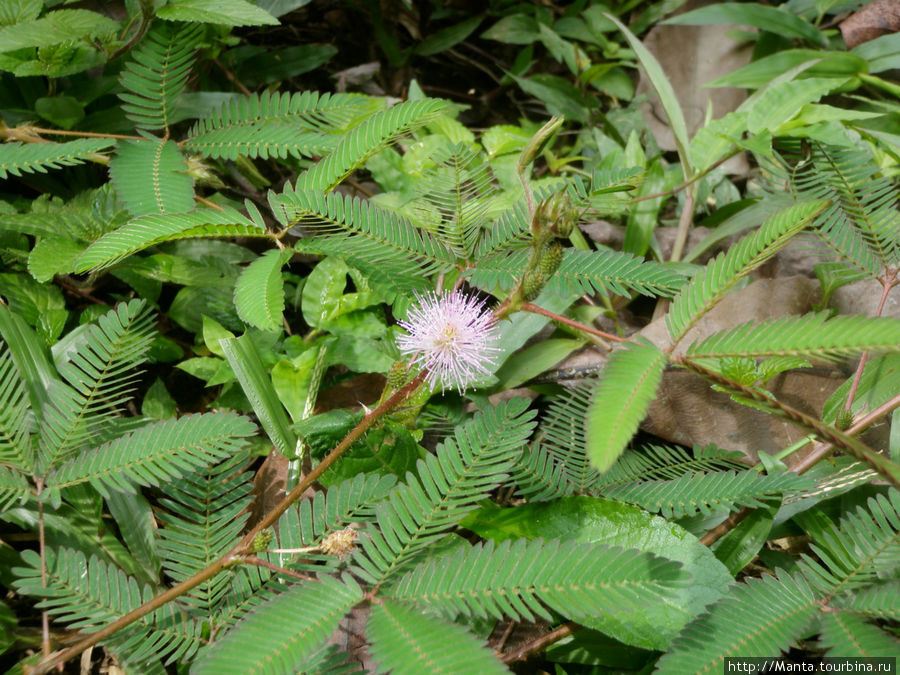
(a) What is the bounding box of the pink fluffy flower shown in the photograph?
[396,290,501,393]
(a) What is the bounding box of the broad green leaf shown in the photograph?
[27,238,85,282]
[746,77,849,134]
[201,315,235,358]
[664,3,827,47]
[141,378,177,420]
[157,0,279,26]
[586,339,665,473]
[415,15,483,56]
[852,33,900,73]
[605,13,692,177]
[493,338,584,390]
[234,248,292,331]
[271,350,319,423]
[482,14,540,45]
[220,334,297,457]
[822,354,900,425]
[0,9,119,51]
[109,139,195,218]
[709,50,868,88]
[462,495,732,650]
[105,489,161,585]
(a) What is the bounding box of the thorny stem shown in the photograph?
[0,126,141,142]
[29,372,427,675]
[521,302,623,345]
[500,622,577,664]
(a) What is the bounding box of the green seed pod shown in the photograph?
[540,242,564,277]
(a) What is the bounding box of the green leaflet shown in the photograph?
[0,139,114,179]
[586,339,666,473]
[666,199,829,343]
[367,600,509,675]
[109,139,195,217]
[234,248,293,331]
[191,575,363,674]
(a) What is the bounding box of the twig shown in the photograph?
[213,58,253,97]
[239,556,314,582]
[500,622,576,664]
[629,151,738,204]
[1,126,140,142]
[521,302,622,345]
[29,372,427,675]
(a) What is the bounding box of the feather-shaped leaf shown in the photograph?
[192,575,364,675]
[604,470,814,518]
[233,248,292,331]
[118,22,203,132]
[0,139,115,179]
[817,611,900,657]
[13,547,203,666]
[667,199,829,343]
[687,314,900,362]
[0,344,32,470]
[157,452,255,616]
[287,98,448,193]
[798,489,900,596]
[44,412,256,499]
[367,600,509,675]
[467,248,686,298]
[39,299,155,470]
[833,582,900,620]
[586,339,666,473]
[0,465,30,513]
[352,398,536,584]
[297,473,396,547]
[75,207,266,271]
[535,382,599,491]
[185,90,368,160]
[109,139,195,217]
[388,538,691,628]
[656,571,819,674]
[597,444,749,488]
[510,442,574,501]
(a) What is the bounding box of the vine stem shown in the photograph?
[29,371,427,675]
[500,622,576,664]
[521,302,624,344]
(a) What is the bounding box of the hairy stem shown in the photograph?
[29,372,426,675]
[500,622,577,664]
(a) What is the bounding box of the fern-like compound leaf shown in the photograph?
[0,344,32,471]
[667,199,829,343]
[0,139,115,179]
[389,538,690,630]
[656,570,819,674]
[192,575,364,675]
[297,472,397,546]
[118,22,203,132]
[75,206,266,271]
[0,465,30,513]
[509,442,574,501]
[817,611,900,657]
[586,339,666,473]
[44,412,256,499]
[109,138,195,217]
[233,248,293,331]
[13,547,203,666]
[287,98,448,193]
[790,142,899,271]
[687,313,900,362]
[798,489,900,595]
[185,90,368,160]
[834,581,900,620]
[367,600,509,675]
[157,452,256,617]
[352,398,537,584]
[535,382,599,491]
[467,248,685,298]
[38,299,155,470]
[596,444,749,488]
[603,470,814,519]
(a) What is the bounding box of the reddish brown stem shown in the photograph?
[521,302,624,343]
[500,622,577,664]
[240,556,314,582]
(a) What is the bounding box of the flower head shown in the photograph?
[396,290,500,393]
